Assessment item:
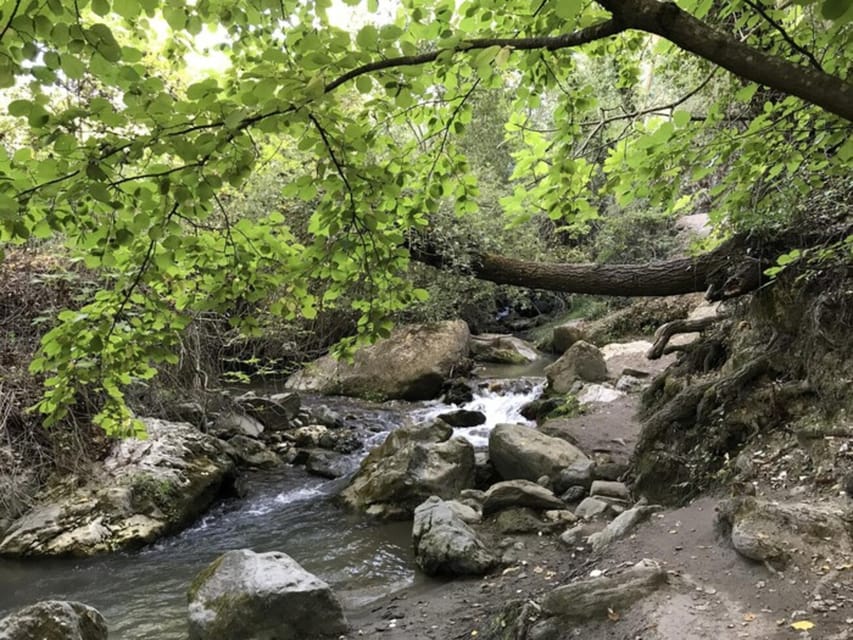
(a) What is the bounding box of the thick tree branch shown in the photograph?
[596,0,853,121]
[411,240,734,298]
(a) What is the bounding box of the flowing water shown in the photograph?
[0,367,545,638]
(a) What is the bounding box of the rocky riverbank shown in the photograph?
[345,393,853,640]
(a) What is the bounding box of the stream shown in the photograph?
[0,364,546,639]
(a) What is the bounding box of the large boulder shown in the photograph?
[187,549,347,640]
[469,334,539,364]
[286,320,470,401]
[601,340,675,381]
[545,341,607,393]
[489,423,588,483]
[0,419,234,556]
[0,600,108,640]
[552,319,589,354]
[717,497,853,569]
[413,496,496,576]
[340,421,476,519]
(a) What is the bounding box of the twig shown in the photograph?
[742,0,823,71]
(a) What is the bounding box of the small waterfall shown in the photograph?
[412,376,546,447]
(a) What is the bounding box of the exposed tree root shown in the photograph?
[696,355,772,422]
[631,261,852,504]
[646,315,719,359]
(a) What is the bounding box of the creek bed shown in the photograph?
[0,368,546,639]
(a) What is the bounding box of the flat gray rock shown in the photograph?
[483,479,565,515]
[574,497,609,520]
[590,480,630,500]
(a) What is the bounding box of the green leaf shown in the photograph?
[7,100,32,117]
[60,54,87,79]
[822,0,852,19]
[554,0,583,21]
[356,75,372,93]
[672,110,691,128]
[92,0,110,17]
[735,83,758,102]
[356,24,379,49]
[90,182,112,203]
[305,74,325,99]
[113,0,140,19]
[164,6,187,30]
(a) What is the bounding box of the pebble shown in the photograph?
[589,480,631,501]
[574,497,609,519]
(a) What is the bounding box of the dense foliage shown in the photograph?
[0,0,850,433]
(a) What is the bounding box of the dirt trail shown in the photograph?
[346,396,853,640]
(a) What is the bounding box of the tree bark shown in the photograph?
[471,253,715,297]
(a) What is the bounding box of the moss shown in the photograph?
[187,554,225,601]
[128,474,180,517]
[545,394,584,420]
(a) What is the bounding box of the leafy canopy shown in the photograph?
[0,0,850,434]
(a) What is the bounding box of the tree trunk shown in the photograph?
[409,224,850,301]
[470,253,716,297]
[411,235,758,300]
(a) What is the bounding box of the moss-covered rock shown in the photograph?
[0,419,234,556]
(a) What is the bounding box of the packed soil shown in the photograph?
[346,397,853,640]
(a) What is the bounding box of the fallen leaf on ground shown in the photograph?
[790,620,815,631]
